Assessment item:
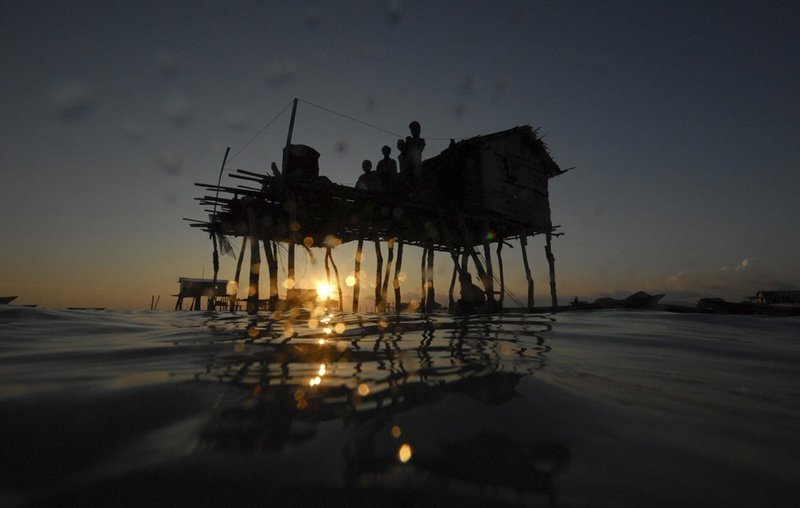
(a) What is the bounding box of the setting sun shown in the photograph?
[315,281,332,300]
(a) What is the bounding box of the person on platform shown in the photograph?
[405,120,426,182]
[356,159,381,192]
[375,145,397,191]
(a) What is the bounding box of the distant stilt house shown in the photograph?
[187,99,568,313]
[749,290,800,306]
[174,277,230,310]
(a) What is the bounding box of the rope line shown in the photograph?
[226,100,294,166]
[298,98,465,142]
[298,98,405,138]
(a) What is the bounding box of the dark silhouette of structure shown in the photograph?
[174,277,230,310]
[188,98,567,313]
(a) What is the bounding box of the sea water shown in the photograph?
[1,306,798,507]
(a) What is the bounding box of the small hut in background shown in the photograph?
[174,277,230,310]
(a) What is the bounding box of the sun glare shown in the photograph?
[316,281,332,300]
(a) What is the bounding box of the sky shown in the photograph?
[1,0,799,310]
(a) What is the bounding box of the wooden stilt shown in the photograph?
[381,239,394,311]
[231,237,247,311]
[352,238,364,312]
[496,239,505,309]
[520,230,534,311]
[246,204,260,314]
[393,240,404,313]
[420,246,428,311]
[425,245,435,313]
[328,248,343,311]
[287,239,295,289]
[467,247,487,287]
[448,251,459,309]
[374,240,383,312]
[324,246,332,308]
[264,240,279,311]
[546,232,558,311]
[482,236,495,303]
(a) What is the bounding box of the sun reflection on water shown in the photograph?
[195,311,561,501]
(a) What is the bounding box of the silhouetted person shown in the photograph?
[397,138,412,190]
[459,273,485,312]
[356,159,381,192]
[405,121,426,182]
[375,145,397,191]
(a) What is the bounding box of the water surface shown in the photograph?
[1,306,798,506]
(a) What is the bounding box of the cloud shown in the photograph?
[263,59,297,88]
[734,257,750,272]
[155,50,178,79]
[663,257,774,301]
[48,79,94,121]
[223,108,249,132]
[121,119,145,142]
[156,151,183,175]
[162,94,193,127]
[386,0,404,26]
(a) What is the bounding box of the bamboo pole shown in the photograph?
[520,230,534,311]
[425,245,435,313]
[352,238,364,312]
[324,246,332,309]
[381,238,395,311]
[496,239,505,309]
[448,251,459,309]
[420,247,427,311]
[210,146,231,311]
[327,247,343,311]
[374,240,384,312]
[546,232,558,311]
[264,240,279,311]
[231,236,247,311]
[246,203,261,314]
[482,241,495,304]
[393,240,404,313]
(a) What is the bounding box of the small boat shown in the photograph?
[0,296,17,305]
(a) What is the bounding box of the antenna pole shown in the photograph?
[282,98,299,173]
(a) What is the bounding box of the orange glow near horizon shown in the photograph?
[316,281,332,300]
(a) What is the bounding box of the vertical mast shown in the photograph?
[283,98,299,290]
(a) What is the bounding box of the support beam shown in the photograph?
[482,235,495,303]
[520,231,534,311]
[496,239,505,309]
[448,251,459,309]
[374,240,384,312]
[425,245,435,313]
[324,246,332,309]
[420,246,428,311]
[352,238,364,312]
[246,204,261,314]
[327,247,343,311]
[264,240,279,311]
[231,237,247,312]
[546,232,558,311]
[393,240,404,313]
[381,239,395,311]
